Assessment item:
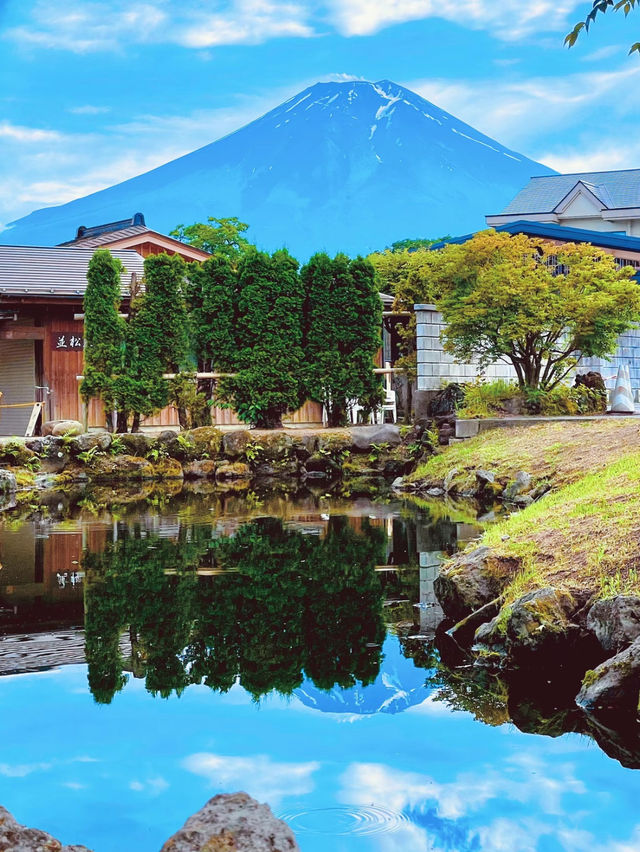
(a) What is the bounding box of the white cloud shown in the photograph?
[68,105,111,115]
[0,762,51,777]
[4,0,589,52]
[0,121,63,142]
[324,0,584,40]
[182,752,320,806]
[5,0,314,53]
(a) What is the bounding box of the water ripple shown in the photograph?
[279,805,411,836]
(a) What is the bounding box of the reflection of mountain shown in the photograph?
[295,637,431,716]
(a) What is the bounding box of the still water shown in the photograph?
[0,488,639,851]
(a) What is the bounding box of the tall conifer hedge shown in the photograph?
[302,253,382,426]
[80,249,125,426]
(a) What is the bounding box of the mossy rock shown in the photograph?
[150,457,184,480]
[317,430,352,458]
[222,430,250,460]
[114,433,151,457]
[216,461,250,481]
[0,442,38,468]
[184,426,223,460]
[89,454,154,481]
[183,459,218,479]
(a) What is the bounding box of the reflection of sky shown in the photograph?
[0,638,639,851]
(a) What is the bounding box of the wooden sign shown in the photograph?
[51,332,84,351]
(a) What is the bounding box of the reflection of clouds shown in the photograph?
[0,762,51,777]
[182,753,319,806]
[129,776,169,796]
[341,755,585,820]
[340,761,640,852]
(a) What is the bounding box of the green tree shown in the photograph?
[132,253,192,429]
[184,255,237,427]
[386,236,450,253]
[302,253,382,427]
[171,216,250,258]
[566,1,640,54]
[221,248,306,428]
[80,249,125,427]
[433,230,640,390]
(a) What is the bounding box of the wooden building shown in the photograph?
[0,215,327,434]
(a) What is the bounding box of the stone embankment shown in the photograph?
[0,421,434,512]
[0,793,299,851]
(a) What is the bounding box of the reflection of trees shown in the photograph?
[83,517,385,703]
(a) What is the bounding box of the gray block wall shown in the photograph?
[580,326,640,393]
[415,303,640,398]
[414,304,516,392]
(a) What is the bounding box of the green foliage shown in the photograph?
[109,436,126,456]
[82,516,386,703]
[170,216,251,258]
[220,248,306,428]
[459,377,609,418]
[566,1,640,54]
[80,249,125,415]
[457,379,522,418]
[184,254,237,427]
[301,253,383,427]
[115,253,191,428]
[386,236,450,253]
[434,230,640,390]
[77,445,103,465]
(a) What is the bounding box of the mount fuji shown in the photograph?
[1,79,555,258]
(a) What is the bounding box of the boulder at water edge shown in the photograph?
[0,805,91,851]
[161,792,300,851]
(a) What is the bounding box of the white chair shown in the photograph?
[373,364,397,424]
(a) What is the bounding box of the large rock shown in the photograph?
[183,459,218,479]
[504,587,580,659]
[503,471,532,502]
[577,637,640,716]
[0,469,17,494]
[150,457,184,479]
[113,432,150,457]
[587,596,640,654]
[349,424,401,451]
[222,430,250,459]
[0,805,91,851]
[216,462,250,481]
[434,546,513,623]
[161,793,299,852]
[70,432,112,455]
[46,420,84,437]
[89,454,154,481]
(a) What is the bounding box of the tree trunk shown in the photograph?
[116,410,129,433]
[131,412,141,433]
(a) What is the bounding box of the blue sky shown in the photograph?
[1,0,640,231]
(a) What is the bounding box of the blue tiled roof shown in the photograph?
[497,170,640,214]
[430,221,640,253]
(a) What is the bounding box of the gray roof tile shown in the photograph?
[0,246,144,299]
[500,169,640,214]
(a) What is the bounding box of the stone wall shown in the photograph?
[414,304,517,392]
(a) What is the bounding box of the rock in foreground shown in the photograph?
[161,793,299,851]
[0,805,91,851]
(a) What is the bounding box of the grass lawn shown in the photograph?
[411,419,640,601]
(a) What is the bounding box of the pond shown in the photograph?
[0,488,639,852]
